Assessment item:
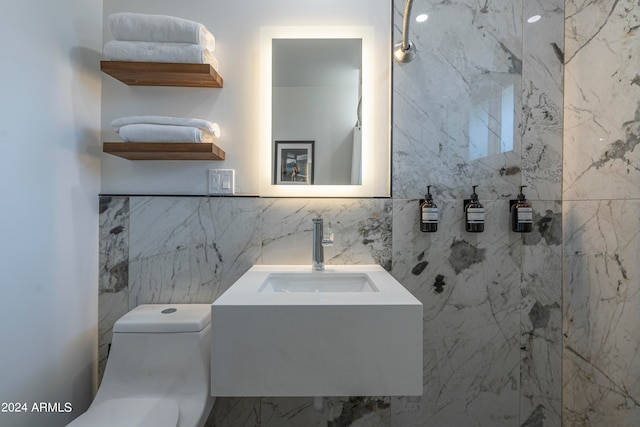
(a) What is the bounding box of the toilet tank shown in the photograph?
[99,304,212,400]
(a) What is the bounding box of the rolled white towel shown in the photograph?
[111,115,220,138]
[103,41,218,69]
[108,12,215,51]
[117,124,215,143]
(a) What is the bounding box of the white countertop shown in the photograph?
[212,264,422,306]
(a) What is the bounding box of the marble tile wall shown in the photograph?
[97,0,576,425]
[390,0,563,425]
[563,0,640,425]
[100,196,395,426]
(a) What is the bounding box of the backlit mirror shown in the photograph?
[260,26,384,197]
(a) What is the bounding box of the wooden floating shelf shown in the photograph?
[103,142,225,160]
[100,61,223,88]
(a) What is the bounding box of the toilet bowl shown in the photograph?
[67,304,215,427]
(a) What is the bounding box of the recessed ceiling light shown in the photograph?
[527,15,541,23]
[416,14,429,23]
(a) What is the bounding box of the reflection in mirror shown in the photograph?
[260,26,377,198]
[468,72,520,161]
[272,39,362,185]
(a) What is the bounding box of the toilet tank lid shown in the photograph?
[114,304,211,333]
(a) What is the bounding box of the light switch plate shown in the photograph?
[208,169,235,195]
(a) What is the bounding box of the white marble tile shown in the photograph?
[390,199,521,426]
[563,0,640,200]
[261,198,392,270]
[99,196,129,293]
[128,197,262,307]
[521,0,564,201]
[259,396,390,427]
[520,201,562,426]
[205,397,260,427]
[393,0,523,201]
[563,200,640,425]
[260,398,327,427]
[98,196,129,380]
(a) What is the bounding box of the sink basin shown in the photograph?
[258,272,378,293]
[211,265,423,397]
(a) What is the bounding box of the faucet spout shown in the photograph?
[312,218,325,270]
[312,218,333,270]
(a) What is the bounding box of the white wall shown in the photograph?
[273,85,359,185]
[100,0,390,195]
[0,1,102,426]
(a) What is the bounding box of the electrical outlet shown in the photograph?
[208,169,235,195]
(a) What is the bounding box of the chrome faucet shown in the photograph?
[312,218,334,270]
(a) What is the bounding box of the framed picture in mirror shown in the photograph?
[275,140,314,185]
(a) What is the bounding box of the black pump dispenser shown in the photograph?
[420,185,438,232]
[465,185,484,233]
[511,185,533,233]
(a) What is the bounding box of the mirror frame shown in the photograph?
[260,26,375,197]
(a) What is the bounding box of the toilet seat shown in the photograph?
[67,397,179,427]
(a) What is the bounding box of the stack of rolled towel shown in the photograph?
[103,12,219,70]
[111,116,221,143]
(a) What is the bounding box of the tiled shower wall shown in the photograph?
[562,1,640,425]
[98,0,639,425]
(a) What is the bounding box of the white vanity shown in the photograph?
[211,264,422,397]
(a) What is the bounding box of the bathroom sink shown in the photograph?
[258,272,378,293]
[211,265,422,397]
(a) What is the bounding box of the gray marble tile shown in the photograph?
[392,0,523,201]
[99,196,129,294]
[260,397,327,427]
[261,198,392,270]
[329,397,391,427]
[390,199,521,426]
[206,397,260,427]
[98,196,129,380]
[128,197,262,307]
[520,201,562,427]
[563,0,640,200]
[563,200,640,425]
[521,0,564,201]
[259,396,390,427]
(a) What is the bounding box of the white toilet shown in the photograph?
[67,304,215,427]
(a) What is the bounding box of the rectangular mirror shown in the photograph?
[273,38,362,186]
[260,26,382,197]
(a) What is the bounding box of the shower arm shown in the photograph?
[393,0,416,63]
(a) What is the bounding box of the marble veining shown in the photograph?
[128,197,262,307]
[393,0,523,201]
[521,201,562,426]
[261,198,392,270]
[562,1,640,424]
[521,0,564,201]
[563,200,640,425]
[563,0,640,200]
[390,199,524,426]
[98,196,130,378]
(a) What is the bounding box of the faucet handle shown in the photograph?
[322,228,334,247]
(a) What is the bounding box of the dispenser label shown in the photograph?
[466,208,484,223]
[517,208,533,223]
[422,207,438,223]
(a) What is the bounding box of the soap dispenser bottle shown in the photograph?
[511,185,533,233]
[420,185,438,232]
[465,185,484,233]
